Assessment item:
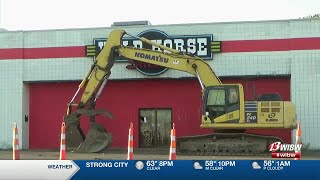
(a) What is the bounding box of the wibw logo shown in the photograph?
[269,141,302,152]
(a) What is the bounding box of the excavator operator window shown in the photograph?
[204,86,240,121]
[207,89,226,106]
[205,89,226,119]
[228,87,239,104]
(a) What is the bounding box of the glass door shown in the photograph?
[139,109,172,148]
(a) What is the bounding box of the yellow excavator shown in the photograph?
[64,29,297,155]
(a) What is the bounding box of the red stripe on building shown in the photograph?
[1,37,320,60]
[222,39,290,52]
[290,37,320,50]
[24,46,86,59]
[222,37,320,53]
[0,46,85,60]
[0,48,24,59]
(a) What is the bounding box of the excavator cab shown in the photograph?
[202,85,244,124]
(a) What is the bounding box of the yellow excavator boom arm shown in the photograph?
[75,29,222,109]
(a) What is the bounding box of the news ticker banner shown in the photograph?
[0,160,320,180]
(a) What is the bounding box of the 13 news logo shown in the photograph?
[269,142,302,158]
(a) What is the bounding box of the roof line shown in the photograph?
[1,18,319,33]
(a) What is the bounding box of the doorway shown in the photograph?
[139,109,172,148]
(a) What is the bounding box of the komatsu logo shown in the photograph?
[134,52,169,63]
[269,142,302,152]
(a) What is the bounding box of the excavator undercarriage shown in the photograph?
[177,132,283,156]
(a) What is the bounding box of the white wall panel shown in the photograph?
[291,50,320,150]
[0,60,24,149]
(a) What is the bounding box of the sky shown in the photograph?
[0,0,319,31]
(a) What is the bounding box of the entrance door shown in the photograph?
[139,109,172,148]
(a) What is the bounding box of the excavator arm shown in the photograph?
[64,30,126,153]
[75,29,221,107]
[67,30,125,111]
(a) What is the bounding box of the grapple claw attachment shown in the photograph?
[64,115,85,151]
[64,113,112,153]
[75,122,112,153]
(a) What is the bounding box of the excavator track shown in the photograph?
[177,133,283,156]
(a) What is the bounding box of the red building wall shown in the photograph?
[29,77,291,149]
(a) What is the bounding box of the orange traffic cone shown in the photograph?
[295,122,302,160]
[127,123,134,160]
[13,123,20,160]
[169,123,176,160]
[59,122,66,160]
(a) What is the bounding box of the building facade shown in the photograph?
[0,19,319,150]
